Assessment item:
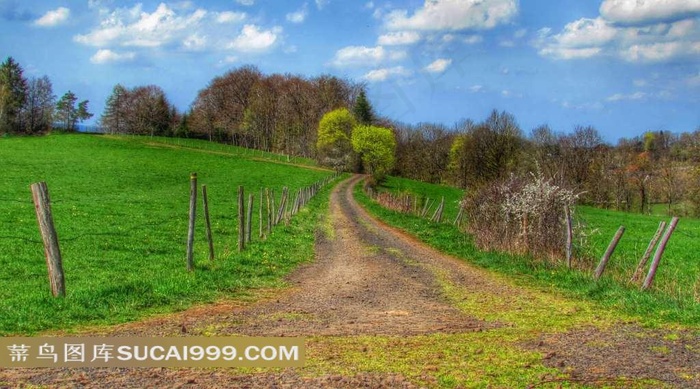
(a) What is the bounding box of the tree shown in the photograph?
[316,108,357,171]
[55,91,93,131]
[22,76,55,134]
[101,84,129,134]
[353,89,374,125]
[0,57,28,133]
[351,125,396,181]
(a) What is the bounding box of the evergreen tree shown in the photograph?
[55,91,93,131]
[353,89,374,125]
[0,57,29,133]
[101,84,129,134]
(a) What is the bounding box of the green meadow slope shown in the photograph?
[0,134,334,335]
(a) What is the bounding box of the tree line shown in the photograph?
[0,57,92,134]
[4,55,698,216]
[392,112,700,216]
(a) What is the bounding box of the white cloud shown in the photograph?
[425,58,452,73]
[384,0,518,31]
[362,66,412,82]
[286,5,308,24]
[236,0,255,6]
[464,35,483,44]
[216,11,246,24]
[228,24,281,52]
[536,15,700,62]
[378,31,421,45]
[74,3,284,57]
[331,45,405,67]
[90,49,136,64]
[606,91,647,101]
[514,28,527,38]
[183,33,207,51]
[315,0,329,10]
[34,7,70,27]
[600,0,700,25]
[469,85,484,93]
[74,4,207,48]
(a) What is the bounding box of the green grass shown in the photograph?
[357,178,700,327]
[0,134,334,335]
[376,176,465,222]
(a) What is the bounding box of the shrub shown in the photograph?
[463,171,579,261]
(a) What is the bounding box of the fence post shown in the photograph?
[186,173,197,272]
[266,188,272,235]
[642,217,679,291]
[564,205,573,269]
[30,182,66,297]
[238,186,245,252]
[259,188,264,239]
[202,184,215,261]
[630,221,666,283]
[246,194,253,244]
[594,226,625,280]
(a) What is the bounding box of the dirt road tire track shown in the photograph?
[1,175,697,388]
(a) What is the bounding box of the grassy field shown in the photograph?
[0,134,334,335]
[358,178,700,327]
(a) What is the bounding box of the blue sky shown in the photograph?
[1,0,698,142]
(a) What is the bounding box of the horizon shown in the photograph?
[1,0,698,143]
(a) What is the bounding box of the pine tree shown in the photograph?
[55,91,93,131]
[353,89,374,125]
[101,84,129,134]
[0,57,29,133]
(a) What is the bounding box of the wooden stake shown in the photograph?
[237,186,245,252]
[630,221,666,283]
[564,205,573,269]
[186,173,197,271]
[202,185,215,261]
[259,188,264,239]
[30,182,65,297]
[246,194,253,244]
[642,217,679,291]
[594,226,625,280]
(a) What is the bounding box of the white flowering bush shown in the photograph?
[464,171,579,261]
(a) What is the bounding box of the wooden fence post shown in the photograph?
[564,205,573,269]
[259,188,264,239]
[630,221,666,283]
[594,226,625,280]
[186,173,197,272]
[266,188,272,235]
[238,186,245,252]
[246,194,253,244]
[30,182,66,297]
[202,184,215,261]
[642,217,679,291]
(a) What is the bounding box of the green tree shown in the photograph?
[0,57,28,133]
[55,91,93,131]
[316,108,357,171]
[353,89,374,125]
[351,125,396,181]
[100,84,129,134]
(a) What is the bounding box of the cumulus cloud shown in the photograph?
[90,49,136,64]
[228,24,281,52]
[216,11,246,24]
[331,45,405,67]
[377,31,421,45]
[286,5,308,24]
[536,15,700,62]
[606,91,647,101]
[600,0,700,25]
[34,7,70,27]
[74,2,282,58]
[425,58,452,73]
[384,0,518,31]
[362,66,412,82]
[536,0,700,63]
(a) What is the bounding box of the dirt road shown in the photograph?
[1,175,698,388]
